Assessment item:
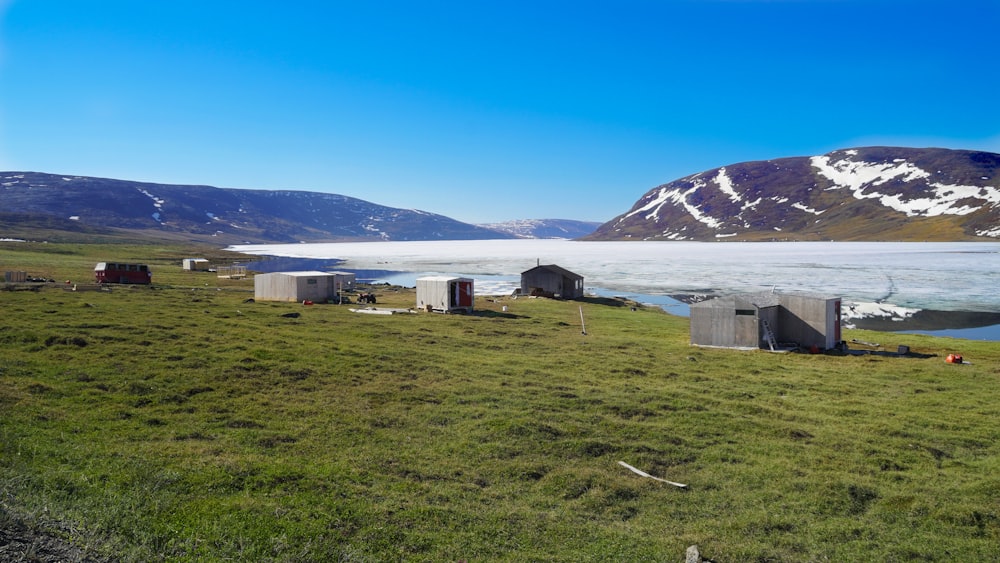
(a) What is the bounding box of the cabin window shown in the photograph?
[307,279,317,285]
[735,309,755,316]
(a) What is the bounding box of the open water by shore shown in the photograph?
[233,241,1000,341]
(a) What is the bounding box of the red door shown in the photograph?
[456,281,473,307]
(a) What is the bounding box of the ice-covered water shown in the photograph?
[229,240,1000,313]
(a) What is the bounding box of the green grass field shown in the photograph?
[2,241,999,561]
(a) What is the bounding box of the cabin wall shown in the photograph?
[521,271,561,296]
[521,271,583,299]
[294,276,336,302]
[777,295,839,349]
[416,279,448,311]
[255,273,337,302]
[255,274,297,302]
[691,293,841,351]
[561,276,584,299]
[416,278,473,312]
[690,304,739,347]
[329,272,356,293]
[754,306,780,349]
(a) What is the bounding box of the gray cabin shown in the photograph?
[690,292,842,351]
[520,264,584,299]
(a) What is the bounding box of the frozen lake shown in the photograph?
[229,240,1000,339]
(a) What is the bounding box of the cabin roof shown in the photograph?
[522,264,583,279]
[417,275,472,282]
[265,271,334,277]
[690,291,835,309]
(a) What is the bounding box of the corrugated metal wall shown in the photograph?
[255,273,340,302]
[416,277,473,312]
[690,293,841,350]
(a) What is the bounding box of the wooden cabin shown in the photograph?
[520,264,584,299]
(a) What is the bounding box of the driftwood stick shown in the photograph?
[618,461,688,488]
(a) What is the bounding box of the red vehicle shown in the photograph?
[94,262,152,284]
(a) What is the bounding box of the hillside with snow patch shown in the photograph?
[586,147,1000,241]
[477,218,601,239]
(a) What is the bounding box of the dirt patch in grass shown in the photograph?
[0,516,109,563]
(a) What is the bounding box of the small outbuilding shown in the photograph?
[326,271,357,293]
[217,265,247,279]
[94,262,152,285]
[690,292,842,351]
[520,264,584,299]
[254,271,356,303]
[416,276,474,313]
[182,258,211,271]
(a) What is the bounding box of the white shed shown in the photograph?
[182,258,211,271]
[254,271,356,303]
[416,276,474,313]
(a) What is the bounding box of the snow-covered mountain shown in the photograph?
[586,147,1000,241]
[477,219,601,239]
[0,172,514,243]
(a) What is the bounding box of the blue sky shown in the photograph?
[1,1,997,224]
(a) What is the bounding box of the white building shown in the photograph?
[416,276,474,313]
[254,271,356,303]
[182,258,211,271]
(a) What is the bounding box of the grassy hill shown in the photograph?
[2,240,999,561]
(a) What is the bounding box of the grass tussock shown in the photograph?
[2,241,1000,561]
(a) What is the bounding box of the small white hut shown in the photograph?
[416,276,474,313]
[254,271,356,303]
[182,258,211,271]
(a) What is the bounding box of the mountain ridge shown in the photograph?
[476,218,601,239]
[585,147,1000,241]
[0,172,515,244]
[4,146,1000,244]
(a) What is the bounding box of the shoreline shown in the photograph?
[238,253,1000,341]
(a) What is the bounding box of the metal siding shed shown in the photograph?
[690,295,760,349]
[254,271,340,302]
[690,292,841,351]
[416,276,474,313]
[182,258,210,271]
